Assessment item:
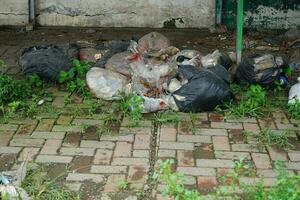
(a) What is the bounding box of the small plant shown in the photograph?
[27,74,44,88]
[153,159,203,200]
[154,111,180,124]
[233,157,256,177]
[244,129,293,151]
[0,59,7,73]
[219,85,267,118]
[118,93,144,126]
[59,59,92,97]
[22,167,79,200]
[119,179,129,190]
[188,112,197,134]
[288,100,300,120]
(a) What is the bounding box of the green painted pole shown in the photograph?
[236,0,244,64]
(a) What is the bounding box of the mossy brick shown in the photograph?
[35,119,56,131]
[56,115,73,125]
[0,124,19,131]
[72,118,104,126]
[0,146,22,154]
[31,131,66,139]
[52,125,83,132]
[66,173,105,183]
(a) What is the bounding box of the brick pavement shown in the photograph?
[1,37,300,200]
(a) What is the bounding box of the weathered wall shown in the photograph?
[0,0,29,25]
[0,0,216,28]
[222,0,300,29]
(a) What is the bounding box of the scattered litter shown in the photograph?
[79,48,102,62]
[86,67,129,100]
[0,162,30,200]
[137,32,171,53]
[288,77,300,104]
[235,54,287,88]
[105,51,133,77]
[201,49,234,69]
[37,99,45,106]
[20,44,79,82]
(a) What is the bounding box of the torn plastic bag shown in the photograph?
[174,50,203,68]
[128,53,177,97]
[201,50,234,69]
[235,54,285,88]
[79,48,102,62]
[93,40,131,68]
[137,32,171,54]
[86,67,129,100]
[147,46,179,61]
[141,96,169,113]
[288,77,300,104]
[20,44,79,82]
[172,65,233,112]
[105,51,133,77]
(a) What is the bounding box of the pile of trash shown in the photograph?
[0,162,30,200]
[19,31,300,112]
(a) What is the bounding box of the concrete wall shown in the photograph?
[0,0,29,25]
[0,0,216,28]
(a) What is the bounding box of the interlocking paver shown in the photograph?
[101,134,134,142]
[177,150,194,166]
[91,165,127,174]
[63,132,81,147]
[0,131,13,146]
[0,124,19,131]
[15,124,36,137]
[252,153,272,169]
[10,138,44,147]
[133,150,149,158]
[212,136,230,151]
[196,159,235,168]
[159,141,194,150]
[66,173,105,183]
[18,147,40,161]
[268,146,288,161]
[195,128,227,136]
[288,151,300,162]
[211,122,243,129]
[35,155,73,163]
[60,147,95,156]
[72,118,104,126]
[197,176,217,193]
[214,151,251,160]
[134,134,150,150]
[160,128,177,141]
[52,125,83,132]
[0,146,22,154]
[80,140,115,149]
[177,167,216,176]
[40,139,62,155]
[158,150,176,158]
[56,115,73,125]
[94,149,113,165]
[178,135,211,143]
[35,119,56,132]
[31,131,65,139]
[114,142,132,157]
[112,158,149,166]
[104,175,125,192]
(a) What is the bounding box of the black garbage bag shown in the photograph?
[235,54,285,88]
[20,44,79,82]
[207,64,230,84]
[94,40,131,68]
[172,65,233,112]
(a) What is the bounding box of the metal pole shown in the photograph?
[236,0,244,64]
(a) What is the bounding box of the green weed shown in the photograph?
[244,128,294,151]
[59,59,92,97]
[218,85,267,118]
[118,93,143,126]
[154,111,180,124]
[119,179,129,190]
[288,100,300,120]
[22,167,79,200]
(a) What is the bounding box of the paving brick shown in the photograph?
[60,147,95,156]
[288,151,300,162]
[36,119,56,131]
[272,112,290,124]
[80,140,115,149]
[10,138,44,147]
[121,118,152,127]
[159,141,194,150]
[214,151,251,160]
[134,134,150,150]
[40,139,62,155]
[195,128,227,136]
[226,117,257,123]
[36,155,73,163]
[177,150,194,166]
[18,147,40,161]
[268,146,288,161]
[208,113,224,122]
[70,156,93,173]
[0,124,19,131]
[158,150,176,158]
[104,175,125,192]
[119,127,151,135]
[211,122,243,129]
[243,123,260,133]
[101,134,134,142]
[239,177,276,187]
[183,175,197,185]
[231,144,262,152]
[156,194,174,200]
[82,126,99,140]
[0,131,13,146]
[114,142,132,157]
[133,150,149,158]
[177,135,211,143]
[252,153,272,169]
[197,176,217,193]
[276,123,298,131]
[66,173,104,183]
[112,158,149,166]
[212,136,230,151]
[256,169,279,178]
[91,165,127,174]
[65,182,82,192]
[285,162,300,170]
[72,118,103,126]
[160,128,177,141]
[15,124,36,137]
[62,132,81,147]
[258,118,276,129]
[196,159,235,168]
[56,115,73,125]
[0,147,22,154]
[177,167,215,176]
[52,96,64,108]
[94,149,113,165]
[128,165,147,184]
[31,131,65,139]
[228,129,244,144]
[52,125,83,132]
